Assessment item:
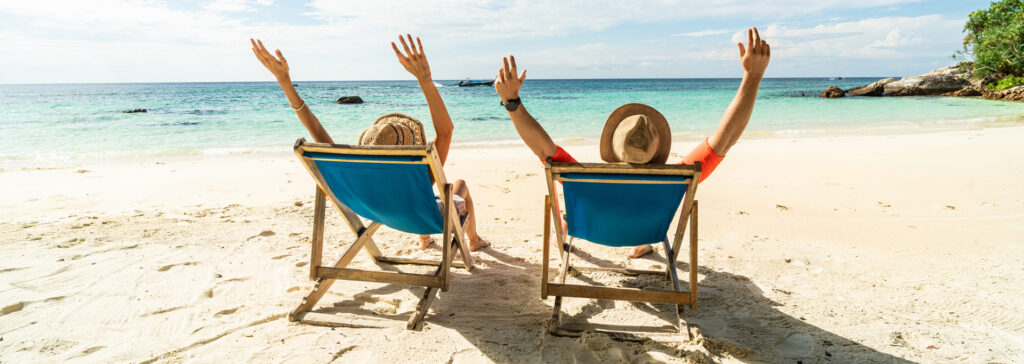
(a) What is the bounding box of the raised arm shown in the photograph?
[391,35,454,164]
[494,55,558,160]
[250,38,333,144]
[707,27,771,156]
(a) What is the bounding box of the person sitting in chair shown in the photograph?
[251,34,489,251]
[493,27,770,258]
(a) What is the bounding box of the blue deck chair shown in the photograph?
[541,159,701,337]
[289,138,474,330]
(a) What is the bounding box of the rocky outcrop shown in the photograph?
[122,108,147,113]
[981,86,1024,101]
[819,86,845,98]
[882,66,971,96]
[943,85,984,97]
[336,96,363,104]
[847,78,897,96]
[841,64,1021,101]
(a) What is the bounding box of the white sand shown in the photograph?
[1,127,1023,363]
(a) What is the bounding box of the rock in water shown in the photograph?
[336,96,364,104]
[883,66,971,96]
[819,86,845,98]
[847,78,897,96]
[122,108,147,113]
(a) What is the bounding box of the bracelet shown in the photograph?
[291,100,306,111]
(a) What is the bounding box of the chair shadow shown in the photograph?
[427,242,913,363]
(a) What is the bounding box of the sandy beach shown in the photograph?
[1,126,1023,363]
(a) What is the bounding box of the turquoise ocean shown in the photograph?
[2,78,1024,168]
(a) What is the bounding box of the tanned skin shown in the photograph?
[251,35,489,251]
[494,27,771,258]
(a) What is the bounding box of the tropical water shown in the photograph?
[2,78,1024,168]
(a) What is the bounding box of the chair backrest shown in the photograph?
[295,139,446,235]
[547,161,700,247]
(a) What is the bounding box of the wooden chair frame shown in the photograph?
[541,160,701,337]
[289,138,474,330]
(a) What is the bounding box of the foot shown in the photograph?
[468,237,490,252]
[419,235,435,250]
[628,244,654,259]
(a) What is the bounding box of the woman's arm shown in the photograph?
[251,38,334,144]
[391,35,454,164]
[494,55,558,160]
[707,27,770,156]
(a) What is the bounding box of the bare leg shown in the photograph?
[419,235,435,249]
[453,179,489,251]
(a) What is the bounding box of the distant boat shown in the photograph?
[829,77,844,80]
[456,79,494,87]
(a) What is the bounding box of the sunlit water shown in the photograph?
[2,78,1023,168]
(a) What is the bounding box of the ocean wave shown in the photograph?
[161,121,202,126]
[200,146,282,156]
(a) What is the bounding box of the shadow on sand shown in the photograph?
[304,244,911,363]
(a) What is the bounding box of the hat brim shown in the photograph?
[600,103,671,164]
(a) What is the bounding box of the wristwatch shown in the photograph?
[501,98,522,112]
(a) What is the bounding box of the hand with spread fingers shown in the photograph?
[737,27,771,78]
[250,38,291,81]
[391,34,432,81]
[494,55,527,102]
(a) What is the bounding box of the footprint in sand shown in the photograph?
[295,261,308,267]
[2,302,26,316]
[157,262,198,272]
[248,230,276,240]
[287,286,301,293]
[215,307,240,316]
[271,254,290,260]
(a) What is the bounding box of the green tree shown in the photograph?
[960,0,1024,77]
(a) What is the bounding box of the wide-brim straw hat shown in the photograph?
[358,113,426,146]
[599,103,671,164]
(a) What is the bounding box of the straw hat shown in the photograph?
[599,103,671,164]
[358,113,426,146]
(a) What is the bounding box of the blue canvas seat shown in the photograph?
[289,139,474,330]
[541,160,702,338]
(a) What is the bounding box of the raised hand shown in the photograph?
[251,38,290,81]
[737,27,770,77]
[391,34,432,81]
[495,55,527,102]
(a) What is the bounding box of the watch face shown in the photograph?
[505,99,520,111]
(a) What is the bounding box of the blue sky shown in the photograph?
[0,0,991,83]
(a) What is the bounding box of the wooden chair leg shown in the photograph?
[408,287,440,330]
[310,187,326,281]
[548,296,563,334]
[689,201,698,309]
[289,223,381,321]
[548,237,573,334]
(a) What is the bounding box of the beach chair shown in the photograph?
[541,159,701,337]
[289,138,474,330]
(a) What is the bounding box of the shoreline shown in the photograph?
[4,114,1023,170]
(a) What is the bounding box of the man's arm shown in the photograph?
[391,35,455,164]
[707,27,770,156]
[494,55,558,160]
[251,39,333,144]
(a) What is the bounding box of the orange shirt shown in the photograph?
[549,138,722,183]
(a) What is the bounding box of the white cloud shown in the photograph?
[0,0,962,82]
[673,29,732,37]
[204,0,274,13]
[728,15,963,59]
